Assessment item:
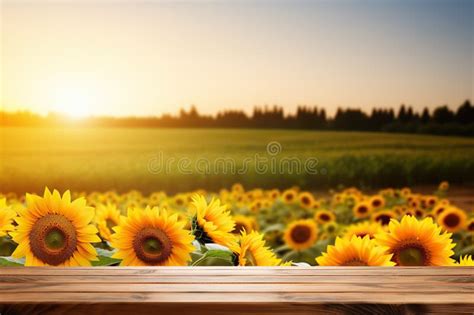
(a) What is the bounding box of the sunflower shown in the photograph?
[311,200,321,210]
[249,199,263,212]
[173,194,188,208]
[232,215,257,234]
[369,195,385,209]
[432,204,447,217]
[408,198,420,209]
[344,221,383,239]
[233,192,248,204]
[457,255,474,266]
[438,181,449,191]
[261,199,272,209]
[247,189,264,201]
[283,219,318,251]
[0,198,16,237]
[415,208,426,218]
[438,199,451,206]
[281,189,297,204]
[375,216,455,266]
[467,218,474,233]
[231,231,281,266]
[437,207,467,233]
[372,210,397,227]
[353,201,372,219]
[379,188,395,198]
[298,191,315,209]
[404,208,416,217]
[392,206,405,216]
[111,206,194,266]
[95,203,123,242]
[10,188,100,266]
[323,222,339,237]
[333,193,343,204]
[189,194,236,247]
[267,189,280,200]
[400,187,411,197]
[314,209,336,225]
[149,192,166,206]
[316,235,395,266]
[231,183,245,194]
[423,196,438,209]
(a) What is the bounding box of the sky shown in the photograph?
[1,0,473,118]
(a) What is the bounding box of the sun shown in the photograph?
[53,85,98,119]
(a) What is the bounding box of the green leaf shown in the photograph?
[0,256,24,266]
[261,223,285,234]
[190,251,204,263]
[205,250,233,258]
[191,249,235,266]
[274,244,290,253]
[92,255,121,266]
[95,248,116,257]
[204,243,232,252]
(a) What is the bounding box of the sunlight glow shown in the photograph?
[52,84,99,119]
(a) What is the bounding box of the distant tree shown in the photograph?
[333,108,369,130]
[456,100,474,124]
[398,105,407,122]
[1,101,472,136]
[433,105,455,124]
[406,106,414,122]
[421,108,430,124]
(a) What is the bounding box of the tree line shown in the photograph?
[1,100,473,136]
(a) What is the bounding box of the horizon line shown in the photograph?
[2,99,471,120]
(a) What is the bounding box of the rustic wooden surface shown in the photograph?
[0,267,473,315]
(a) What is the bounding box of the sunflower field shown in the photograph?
[0,181,473,267]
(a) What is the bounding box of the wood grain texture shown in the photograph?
[0,267,472,314]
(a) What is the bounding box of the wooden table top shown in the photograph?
[0,266,473,305]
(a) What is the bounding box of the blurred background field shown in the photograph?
[1,127,474,194]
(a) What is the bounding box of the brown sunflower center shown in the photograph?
[357,206,368,214]
[325,224,336,234]
[291,225,311,244]
[301,197,311,205]
[372,200,381,207]
[468,221,474,232]
[394,242,428,266]
[319,213,331,222]
[133,227,172,264]
[29,214,77,266]
[106,218,117,230]
[343,259,368,266]
[376,214,392,226]
[233,222,246,234]
[443,213,460,228]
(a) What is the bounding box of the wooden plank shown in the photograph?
[1,274,470,284]
[0,266,472,276]
[0,291,472,304]
[0,267,472,314]
[0,283,472,293]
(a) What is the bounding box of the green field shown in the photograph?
[1,127,474,193]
